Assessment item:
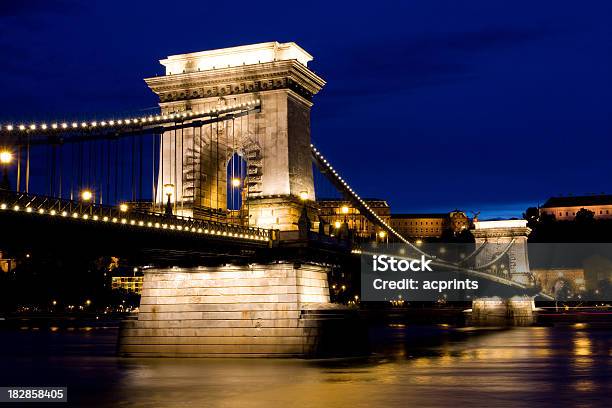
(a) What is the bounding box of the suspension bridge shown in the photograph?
[0,41,546,356]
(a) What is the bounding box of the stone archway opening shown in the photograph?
[226,152,247,211]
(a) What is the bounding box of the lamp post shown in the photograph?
[163,183,174,216]
[378,230,387,245]
[297,190,310,238]
[0,150,13,190]
[231,177,242,224]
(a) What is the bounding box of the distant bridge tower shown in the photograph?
[472,219,532,285]
[146,42,325,230]
[471,219,535,325]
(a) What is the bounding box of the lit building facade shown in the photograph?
[540,195,612,220]
[390,213,448,238]
[390,210,470,239]
[317,198,390,239]
[531,268,587,296]
[111,276,144,294]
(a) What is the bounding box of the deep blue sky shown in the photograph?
[1,1,610,218]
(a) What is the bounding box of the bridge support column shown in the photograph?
[470,296,536,326]
[119,262,363,357]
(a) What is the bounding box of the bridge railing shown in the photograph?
[0,190,273,244]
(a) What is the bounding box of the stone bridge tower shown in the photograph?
[471,219,535,325]
[145,42,325,230]
[471,219,532,285]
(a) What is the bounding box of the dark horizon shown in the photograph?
[1,0,610,218]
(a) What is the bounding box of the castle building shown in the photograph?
[540,194,612,220]
[390,210,470,239]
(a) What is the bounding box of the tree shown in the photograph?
[523,207,540,227]
[575,208,595,223]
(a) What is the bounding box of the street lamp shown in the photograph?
[0,150,12,190]
[163,183,174,216]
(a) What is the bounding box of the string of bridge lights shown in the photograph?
[0,201,269,242]
[310,143,410,245]
[0,100,261,133]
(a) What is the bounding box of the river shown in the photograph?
[1,323,610,407]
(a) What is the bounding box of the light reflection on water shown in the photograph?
[1,324,611,407]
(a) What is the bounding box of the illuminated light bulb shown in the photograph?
[125,119,131,124]
[117,120,123,125]
[19,125,26,131]
[6,125,13,131]
[82,214,89,220]
[0,151,12,164]
[197,228,202,233]
[154,223,160,228]
[50,210,56,216]
[72,123,78,128]
[81,122,87,128]
[93,215,99,220]
[103,216,108,222]
[91,122,97,127]
[177,225,183,230]
[29,124,36,130]
[13,205,19,211]
[204,229,209,234]
[0,204,5,209]
[162,224,168,229]
[26,207,32,213]
[61,211,68,217]
[231,178,241,187]
[51,123,58,129]
[130,220,135,225]
[121,219,127,224]
[72,212,78,218]
[100,121,106,126]
[109,120,115,125]
[119,203,129,212]
[41,124,47,130]
[80,190,93,201]
[138,221,144,226]
[112,218,118,223]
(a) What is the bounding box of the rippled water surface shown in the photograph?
[1,324,611,407]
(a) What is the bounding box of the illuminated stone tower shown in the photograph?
[471,220,532,285]
[145,42,325,230]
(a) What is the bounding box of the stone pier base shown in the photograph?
[470,296,536,326]
[118,262,363,357]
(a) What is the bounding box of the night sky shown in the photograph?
[1,1,610,219]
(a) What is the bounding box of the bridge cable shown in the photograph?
[173,127,177,212]
[25,135,30,194]
[139,134,143,203]
[152,133,157,211]
[16,145,21,192]
[58,143,63,199]
[180,127,184,214]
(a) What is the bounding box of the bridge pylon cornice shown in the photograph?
[144,60,325,104]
